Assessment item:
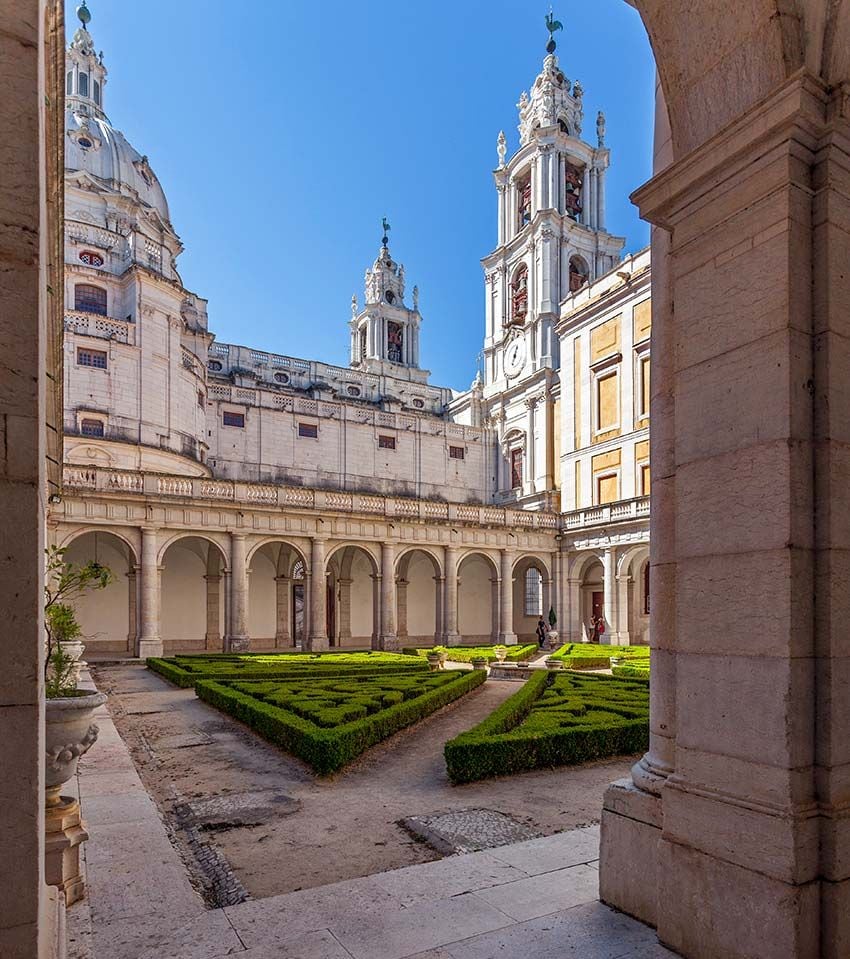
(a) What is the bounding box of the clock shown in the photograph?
[504,337,526,378]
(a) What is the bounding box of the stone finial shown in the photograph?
[351,294,358,318]
[597,110,606,147]
[413,285,419,310]
[573,80,583,100]
[497,130,507,168]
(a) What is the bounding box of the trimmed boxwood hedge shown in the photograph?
[147,651,426,689]
[197,669,486,774]
[611,662,650,678]
[549,642,650,670]
[444,671,649,783]
[402,644,538,664]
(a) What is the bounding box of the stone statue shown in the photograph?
[351,294,358,318]
[497,130,507,168]
[597,110,606,147]
[573,79,584,100]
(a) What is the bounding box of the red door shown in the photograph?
[592,591,604,621]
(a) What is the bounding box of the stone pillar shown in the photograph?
[127,568,138,654]
[433,575,444,644]
[601,547,615,642]
[396,578,409,641]
[567,577,583,643]
[490,575,500,642]
[614,572,631,647]
[138,527,162,658]
[601,74,850,959]
[306,538,328,651]
[525,397,537,495]
[377,542,398,650]
[443,546,459,643]
[336,577,352,645]
[204,574,222,650]
[274,575,291,647]
[226,533,250,652]
[498,550,517,645]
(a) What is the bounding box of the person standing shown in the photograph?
[536,616,548,648]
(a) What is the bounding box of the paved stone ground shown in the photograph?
[93,663,636,898]
[401,808,543,854]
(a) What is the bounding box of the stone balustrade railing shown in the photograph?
[61,465,562,531]
[64,311,136,346]
[560,496,650,531]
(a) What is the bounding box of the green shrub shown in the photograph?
[611,662,650,678]
[549,642,650,670]
[197,669,486,774]
[444,671,649,783]
[402,644,538,664]
[147,651,426,689]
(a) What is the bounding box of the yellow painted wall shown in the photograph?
[633,298,652,342]
[590,315,621,361]
[573,338,581,450]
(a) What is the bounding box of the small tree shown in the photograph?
[44,545,112,696]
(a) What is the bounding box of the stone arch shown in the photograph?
[395,547,443,646]
[247,539,310,649]
[159,534,228,652]
[457,550,499,644]
[512,554,552,642]
[325,543,380,648]
[61,529,138,655]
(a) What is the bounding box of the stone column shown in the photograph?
[377,542,398,650]
[226,533,249,652]
[273,575,291,647]
[498,549,517,645]
[601,74,850,959]
[567,577,583,643]
[204,574,222,650]
[127,568,138,654]
[306,538,328,651]
[443,546,459,643]
[396,578,409,641]
[336,577,352,646]
[138,527,162,658]
[614,571,631,647]
[525,397,537,495]
[490,575,500,642]
[601,547,615,642]
[433,575,444,644]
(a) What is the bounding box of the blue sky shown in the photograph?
[75,1,655,390]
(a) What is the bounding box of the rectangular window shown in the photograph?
[449,446,465,460]
[298,422,318,438]
[517,174,532,231]
[78,72,88,97]
[596,370,619,432]
[524,568,543,616]
[77,348,107,369]
[638,355,651,420]
[510,448,523,489]
[640,463,651,496]
[378,435,396,450]
[597,472,619,505]
[197,390,204,408]
[222,411,245,427]
[80,418,104,438]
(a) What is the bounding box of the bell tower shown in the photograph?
[349,221,428,383]
[481,15,625,393]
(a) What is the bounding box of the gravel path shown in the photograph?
[93,664,635,900]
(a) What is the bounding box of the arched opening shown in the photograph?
[396,548,442,647]
[509,263,528,325]
[569,254,589,293]
[62,530,136,655]
[74,282,107,316]
[512,555,551,643]
[326,544,379,649]
[248,541,308,650]
[457,552,498,644]
[160,536,226,653]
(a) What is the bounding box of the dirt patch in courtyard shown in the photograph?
[93,664,636,900]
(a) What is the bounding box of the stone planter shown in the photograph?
[471,657,488,671]
[545,657,564,671]
[426,652,442,672]
[45,689,106,905]
[493,646,508,664]
[546,629,559,650]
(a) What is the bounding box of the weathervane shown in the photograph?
[545,8,563,54]
[381,217,391,248]
[77,0,91,29]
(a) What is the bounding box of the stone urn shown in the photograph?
[426,651,442,672]
[546,629,559,650]
[493,645,508,664]
[471,656,488,671]
[45,689,106,806]
[44,689,106,905]
[545,657,564,671]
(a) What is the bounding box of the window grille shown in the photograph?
[74,284,107,316]
[80,418,104,438]
[524,568,543,616]
[77,348,107,369]
[449,446,465,460]
[298,423,318,438]
[223,411,245,427]
[378,435,396,450]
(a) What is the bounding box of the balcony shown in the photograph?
[64,311,136,346]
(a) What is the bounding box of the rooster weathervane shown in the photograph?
[545,8,563,54]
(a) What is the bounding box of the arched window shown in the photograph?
[74,283,107,316]
[557,118,569,135]
[66,72,73,95]
[511,264,528,324]
[516,173,532,230]
[292,560,305,581]
[93,80,101,106]
[564,162,585,220]
[208,360,223,372]
[524,568,543,616]
[274,371,289,384]
[79,72,89,97]
[569,256,589,293]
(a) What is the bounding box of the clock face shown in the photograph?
[504,337,526,377]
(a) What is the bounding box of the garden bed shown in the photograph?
[548,642,650,670]
[147,651,426,689]
[444,671,649,783]
[196,669,486,774]
[402,644,538,664]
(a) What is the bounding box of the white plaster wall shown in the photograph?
[405,552,437,639]
[248,550,277,640]
[349,551,374,641]
[64,533,131,652]
[458,555,494,640]
[161,542,208,644]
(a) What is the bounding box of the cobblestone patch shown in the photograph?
[401,808,544,855]
[184,789,300,826]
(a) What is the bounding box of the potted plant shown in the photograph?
[44,546,112,806]
[493,645,508,664]
[470,655,488,671]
